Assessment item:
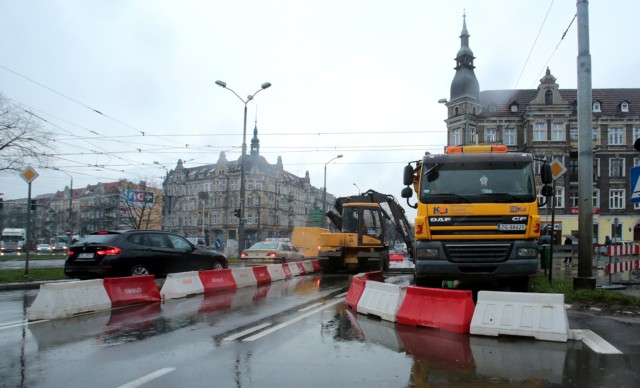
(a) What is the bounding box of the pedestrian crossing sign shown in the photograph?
[631,166,640,204]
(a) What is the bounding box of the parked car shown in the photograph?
[240,240,304,265]
[36,244,52,253]
[64,230,228,279]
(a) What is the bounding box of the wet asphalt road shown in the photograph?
[0,261,639,387]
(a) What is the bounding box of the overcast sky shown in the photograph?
[1,0,638,219]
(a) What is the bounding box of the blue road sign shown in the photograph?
[631,166,640,204]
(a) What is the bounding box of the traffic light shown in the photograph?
[30,200,37,211]
[233,209,241,218]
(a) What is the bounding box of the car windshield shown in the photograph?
[249,241,280,250]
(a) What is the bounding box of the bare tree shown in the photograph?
[120,180,163,230]
[0,94,53,172]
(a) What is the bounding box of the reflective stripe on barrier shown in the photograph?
[266,264,286,281]
[252,266,272,285]
[103,275,160,308]
[287,262,301,277]
[198,269,236,292]
[302,260,314,273]
[160,271,205,299]
[312,260,322,272]
[396,287,475,334]
[295,262,306,275]
[27,279,112,320]
[357,280,406,322]
[607,244,640,257]
[470,291,569,342]
[345,275,367,312]
[605,259,640,275]
[231,267,258,288]
[282,264,293,279]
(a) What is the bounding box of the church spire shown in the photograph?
[450,11,480,102]
[250,113,260,157]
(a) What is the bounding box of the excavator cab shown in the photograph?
[341,204,385,244]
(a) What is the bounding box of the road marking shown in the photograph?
[243,299,343,342]
[117,367,176,388]
[223,322,272,341]
[0,319,50,331]
[570,329,623,354]
[298,302,323,312]
[335,292,348,298]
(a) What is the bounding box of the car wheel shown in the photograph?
[130,263,152,276]
[211,260,226,270]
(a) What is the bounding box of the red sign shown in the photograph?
[569,207,600,215]
[65,229,71,236]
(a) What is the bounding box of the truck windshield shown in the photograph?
[419,161,536,204]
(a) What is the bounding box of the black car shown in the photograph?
[64,230,228,279]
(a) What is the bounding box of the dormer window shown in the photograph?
[621,101,629,113]
[510,102,518,112]
[593,101,601,112]
[545,90,553,105]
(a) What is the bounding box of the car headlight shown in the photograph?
[517,248,538,257]
[416,248,439,258]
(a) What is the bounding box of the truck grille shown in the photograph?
[443,242,512,263]
[429,215,527,236]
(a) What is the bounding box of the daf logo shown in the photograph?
[512,216,527,222]
[430,217,451,222]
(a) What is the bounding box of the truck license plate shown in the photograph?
[498,224,526,231]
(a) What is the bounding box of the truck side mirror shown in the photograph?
[403,164,414,186]
[540,164,552,185]
[401,186,413,199]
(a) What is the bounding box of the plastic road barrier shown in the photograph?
[311,259,322,271]
[198,269,236,292]
[103,275,161,308]
[27,279,112,320]
[252,266,272,285]
[302,260,314,273]
[287,262,301,277]
[281,264,293,279]
[396,287,475,334]
[470,291,569,342]
[345,275,367,312]
[266,264,286,281]
[605,259,640,275]
[231,267,258,288]
[296,261,306,275]
[160,271,205,299]
[357,280,407,322]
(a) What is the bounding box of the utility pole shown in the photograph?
[575,0,596,289]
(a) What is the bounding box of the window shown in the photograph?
[551,123,564,141]
[594,158,600,179]
[593,188,600,208]
[503,128,516,145]
[555,186,565,208]
[533,122,546,141]
[510,103,518,112]
[621,102,629,113]
[454,106,459,116]
[608,127,624,145]
[545,90,553,105]
[451,128,462,145]
[633,127,640,144]
[609,189,625,209]
[593,102,601,112]
[466,127,476,143]
[569,127,578,141]
[593,127,601,145]
[570,190,579,207]
[485,128,497,143]
[610,158,625,177]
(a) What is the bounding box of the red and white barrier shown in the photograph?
[605,259,640,275]
[252,266,272,285]
[607,243,640,257]
[103,275,161,308]
[267,264,286,281]
[396,287,475,334]
[231,267,258,288]
[198,269,236,292]
[282,264,293,279]
[27,279,112,320]
[287,262,301,277]
[345,274,366,312]
[312,260,322,271]
[160,271,204,299]
[357,281,407,322]
[302,261,314,273]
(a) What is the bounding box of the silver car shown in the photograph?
[241,241,305,265]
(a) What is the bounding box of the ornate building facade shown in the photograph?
[161,123,333,254]
[444,15,640,243]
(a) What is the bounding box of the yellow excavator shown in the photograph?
[318,189,414,273]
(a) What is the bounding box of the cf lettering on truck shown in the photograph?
[401,145,552,291]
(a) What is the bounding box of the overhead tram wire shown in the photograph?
[514,0,555,89]
[529,12,577,89]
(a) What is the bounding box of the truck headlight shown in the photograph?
[416,248,439,258]
[517,248,538,257]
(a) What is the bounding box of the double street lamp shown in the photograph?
[215,80,271,257]
[322,155,343,229]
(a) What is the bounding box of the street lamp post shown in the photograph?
[215,80,271,257]
[322,155,343,229]
[353,183,361,195]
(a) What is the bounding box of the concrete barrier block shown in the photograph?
[266,264,286,281]
[470,291,569,342]
[27,279,112,320]
[231,267,258,288]
[357,280,406,322]
[160,271,204,299]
